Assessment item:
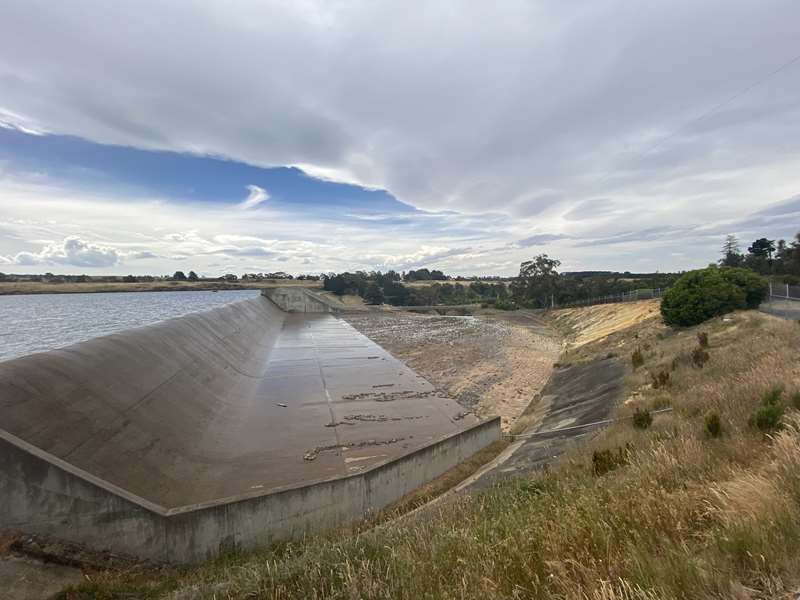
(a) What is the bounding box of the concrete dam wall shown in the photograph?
[0,291,500,562]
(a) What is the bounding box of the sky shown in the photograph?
[1,1,799,277]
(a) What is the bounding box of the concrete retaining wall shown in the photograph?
[1,417,501,563]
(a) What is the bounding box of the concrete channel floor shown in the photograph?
[0,298,478,510]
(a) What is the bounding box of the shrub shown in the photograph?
[792,391,800,410]
[691,346,710,368]
[697,331,709,348]
[704,410,722,438]
[750,403,784,432]
[749,385,785,432]
[762,384,784,405]
[651,369,670,389]
[632,407,653,429]
[718,267,769,309]
[631,347,645,370]
[660,267,767,327]
[592,445,630,476]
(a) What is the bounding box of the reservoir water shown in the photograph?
[0,289,261,362]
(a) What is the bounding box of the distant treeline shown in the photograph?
[322,267,678,308]
[323,230,800,309]
[719,232,800,281]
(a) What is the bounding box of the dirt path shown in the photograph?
[343,311,561,431]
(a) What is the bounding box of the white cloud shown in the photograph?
[239,185,270,210]
[0,0,798,232]
[8,236,120,267]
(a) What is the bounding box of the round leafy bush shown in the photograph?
[660,267,767,327]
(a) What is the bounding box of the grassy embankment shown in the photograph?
[62,305,800,599]
[0,279,320,296]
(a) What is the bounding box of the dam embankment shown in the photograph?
[0,289,500,562]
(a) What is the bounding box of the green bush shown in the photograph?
[791,391,800,410]
[660,267,768,327]
[632,407,653,429]
[762,384,784,405]
[704,410,722,438]
[718,267,770,309]
[749,385,785,432]
[750,403,784,432]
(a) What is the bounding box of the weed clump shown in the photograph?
[651,369,670,389]
[691,346,710,368]
[632,407,653,430]
[697,331,709,348]
[749,385,785,432]
[631,347,645,370]
[592,444,630,476]
[704,410,722,438]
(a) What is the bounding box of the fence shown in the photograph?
[769,281,800,301]
[552,288,664,310]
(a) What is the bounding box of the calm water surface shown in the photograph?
[0,289,260,362]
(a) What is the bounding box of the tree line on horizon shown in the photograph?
[719,232,800,279]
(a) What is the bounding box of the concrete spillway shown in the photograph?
[0,290,499,561]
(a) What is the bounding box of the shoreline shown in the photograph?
[0,280,320,296]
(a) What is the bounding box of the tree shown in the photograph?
[511,254,561,308]
[172,271,187,281]
[719,234,744,267]
[748,238,776,259]
[745,237,776,274]
[660,266,767,327]
[188,271,199,281]
[363,282,385,305]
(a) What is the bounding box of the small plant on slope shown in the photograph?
[704,410,722,438]
[631,347,645,370]
[697,331,709,348]
[632,407,653,430]
[749,385,785,432]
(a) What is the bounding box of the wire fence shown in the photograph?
[769,281,800,301]
[552,288,664,310]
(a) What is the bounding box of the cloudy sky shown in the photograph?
[1,1,799,277]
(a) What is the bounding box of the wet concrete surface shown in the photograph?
[0,297,477,509]
[470,357,625,489]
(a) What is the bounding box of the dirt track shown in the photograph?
[344,311,561,431]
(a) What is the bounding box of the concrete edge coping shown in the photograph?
[0,416,502,518]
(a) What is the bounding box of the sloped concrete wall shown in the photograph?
[0,417,501,563]
[262,287,339,312]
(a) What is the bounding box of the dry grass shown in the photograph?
[60,310,800,600]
